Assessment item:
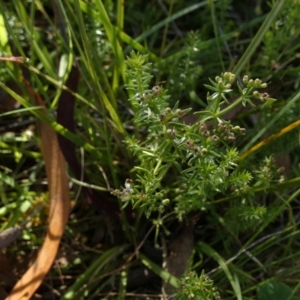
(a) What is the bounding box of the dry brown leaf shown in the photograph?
[0,228,22,250]
[6,85,70,300]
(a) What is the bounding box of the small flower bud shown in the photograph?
[202,148,208,155]
[185,140,194,149]
[253,91,260,97]
[140,91,152,102]
[194,147,201,155]
[176,109,183,118]
[203,130,210,137]
[159,113,166,121]
[239,128,246,134]
[152,85,161,95]
[158,205,164,211]
[259,83,267,88]
[279,176,284,184]
[215,76,221,83]
[248,79,254,86]
[199,123,207,131]
[162,199,170,205]
[167,128,176,137]
[242,75,249,84]
[233,126,246,134]
[125,179,133,189]
[211,135,219,141]
[218,122,225,129]
[225,83,232,89]
[254,78,262,86]
[218,81,225,88]
[166,107,172,114]
[262,92,270,99]
[262,166,269,173]
[223,72,230,80]
[224,128,231,135]
[227,134,236,141]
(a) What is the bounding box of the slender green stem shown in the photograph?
[153,159,162,176]
[212,177,300,204]
[218,95,244,117]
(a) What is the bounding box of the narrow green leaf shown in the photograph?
[140,253,179,288]
[61,245,129,299]
[233,0,286,77]
[0,82,101,159]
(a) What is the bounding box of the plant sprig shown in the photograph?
[111,52,279,220]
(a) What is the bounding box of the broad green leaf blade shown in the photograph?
[258,280,300,300]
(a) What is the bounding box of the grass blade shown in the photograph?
[233,0,286,77]
[140,253,179,288]
[61,245,129,299]
[198,242,243,300]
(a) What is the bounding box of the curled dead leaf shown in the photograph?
[6,82,70,300]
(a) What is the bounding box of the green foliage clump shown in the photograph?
[111,52,280,221]
[161,31,203,100]
[176,271,221,300]
[2,0,300,298]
